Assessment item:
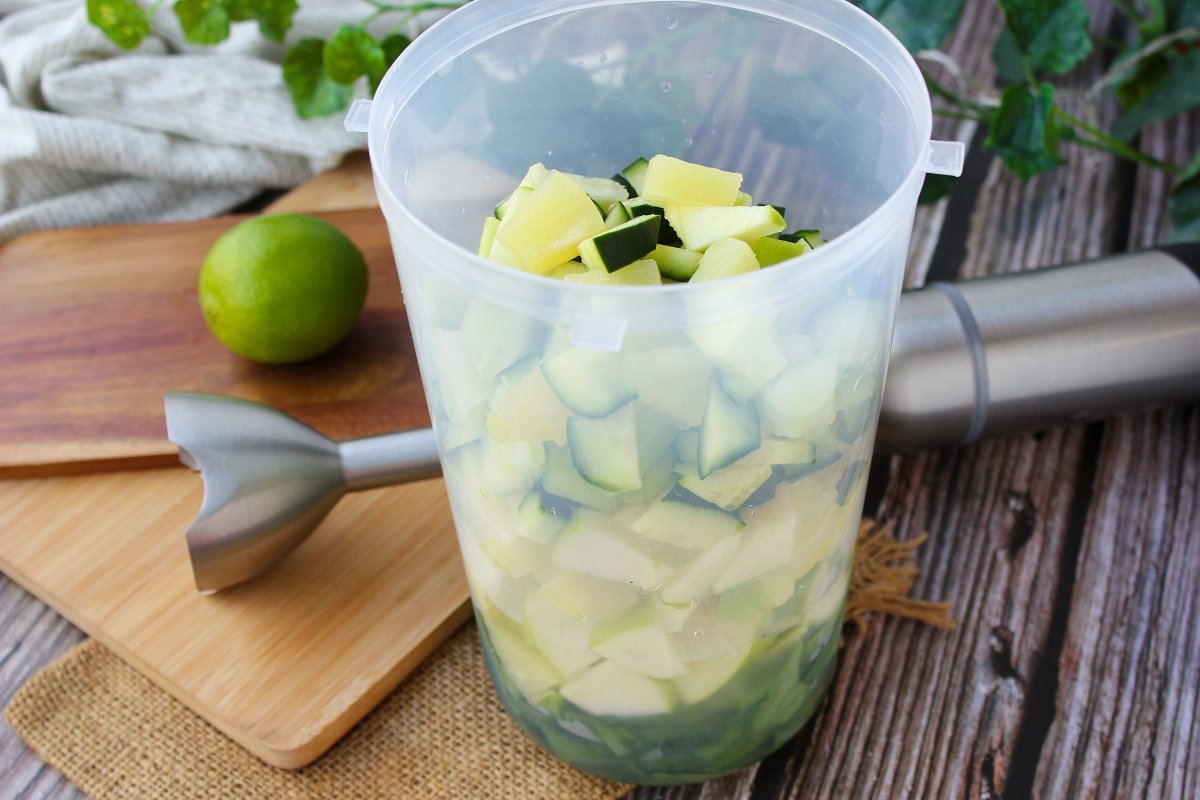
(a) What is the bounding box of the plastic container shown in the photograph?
[352,0,962,785]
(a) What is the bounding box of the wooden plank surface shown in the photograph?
[0,205,430,478]
[4,1,1199,797]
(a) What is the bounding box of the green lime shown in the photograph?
[199,214,369,364]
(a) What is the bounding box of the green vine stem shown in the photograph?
[1054,106,1181,172]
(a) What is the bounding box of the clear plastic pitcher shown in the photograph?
[353,0,962,784]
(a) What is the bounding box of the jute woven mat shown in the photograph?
[5,522,952,799]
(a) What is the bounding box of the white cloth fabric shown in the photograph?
[0,1,439,242]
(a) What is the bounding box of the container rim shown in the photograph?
[367,0,937,314]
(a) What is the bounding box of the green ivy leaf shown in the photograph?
[1164,0,1200,30]
[257,0,298,42]
[1168,148,1200,242]
[1114,49,1172,111]
[851,0,965,53]
[86,0,150,50]
[174,0,231,46]
[1113,50,1200,140]
[984,83,1061,179]
[991,28,1027,83]
[224,0,256,21]
[369,33,411,93]
[996,0,1093,76]
[381,33,411,68]
[283,38,355,119]
[222,0,297,41]
[323,25,384,85]
[918,174,958,204]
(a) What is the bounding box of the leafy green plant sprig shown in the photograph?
[87,0,1200,238]
[854,0,1200,237]
[86,0,462,118]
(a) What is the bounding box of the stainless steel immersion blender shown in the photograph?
[166,247,1200,591]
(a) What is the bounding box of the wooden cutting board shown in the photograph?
[0,204,428,478]
[0,155,472,768]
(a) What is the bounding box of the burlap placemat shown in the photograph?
[5,522,953,799]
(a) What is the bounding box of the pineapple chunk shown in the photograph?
[641,155,742,207]
[495,170,606,273]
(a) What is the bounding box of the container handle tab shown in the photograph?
[570,314,627,351]
[925,140,965,177]
[344,98,372,133]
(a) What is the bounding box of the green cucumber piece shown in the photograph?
[625,345,712,429]
[630,493,745,550]
[675,606,764,662]
[525,590,600,680]
[551,510,675,590]
[541,349,636,418]
[761,353,838,439]
[834,373,881,444]
[479,601,562,701]
[663,205,785,251]
[579,215,660,272]
[567,404,641,492]
[429,327,490,422]
[460,301,548,379]
[517,487,574,542]
[463,436,545,499]
[712,493,797,593]
[593,626,689,680]
[689,318,787,403]
[796,229,825,248]
[810,297,888,371]
[560,659,676,717]
[716,570,795,619]
[673,644,753,705]
[658,532,742,606]
[622,198,682,246]
[780,426,842,481]
[691,237,760,282]
[589,598,655,647]
[675,462,773,511]
[486,359,571,446]
[698,382,761,478]
[542,444,620,512]
[615,157,650,196]
[751,235,811,267]
[540,570,641,622]
[836,459,867,506]
[604,201,632,227]
[649,243,703,281]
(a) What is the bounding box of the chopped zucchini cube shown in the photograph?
[579,215,660,272]
[752,235,812,267]
[649,244,703,281]
[616,157,651,196]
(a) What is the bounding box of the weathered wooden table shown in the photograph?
[3,2,1197,797]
